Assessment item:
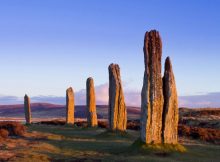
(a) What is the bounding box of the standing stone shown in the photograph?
[108,63,127,131]
[24,94,31,124]
[162,57,178,144]
[86,77,98,127]
[66,87,74,124]
[141,30,164,144]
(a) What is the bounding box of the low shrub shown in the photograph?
[127,120,140,130]
[75,121,88,128]
[178,124,220,144]
[98,121,108,128]
[40,120,65,125]
[0,129,9,138]
[0,121,26,136]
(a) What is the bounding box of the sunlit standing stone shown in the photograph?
[108,63,127,131]
[86,77,98,127]
[66,87,75,124]
[162,57,179,144]
[141,30,164,144]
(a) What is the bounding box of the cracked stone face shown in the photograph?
[141,30,164,144]
[162,57,179,144]
[66,87,74,124]
[86,77,98,127]
[108,63,127,131]
[141,30,178,144]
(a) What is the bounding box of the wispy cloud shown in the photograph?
[0,95,22,104]
[32,96,65,105]
[0,85,220,108]
[179,92,220,108]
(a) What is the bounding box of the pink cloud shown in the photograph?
[94,83,109,105]
[74,83,141,106]
[1,85,220,108]
[179,92,220,108]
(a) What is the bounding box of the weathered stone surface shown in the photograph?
[24,94,31,124]
[141,30,164,144]
[66,87,74,124]
[86,77,98,127]
[108,63,127,131]
[162,57,178,144]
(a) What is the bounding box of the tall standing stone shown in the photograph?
[66,87,74,124]
[108,63,127,131]
[162,57,178,144]
[24,94,31,124]
[141,30,164,144]
[86,77,98,127]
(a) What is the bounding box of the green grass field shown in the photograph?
[3,124,220,162]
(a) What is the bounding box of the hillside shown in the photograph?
[0,123,220,162]
[0,103,140,120]
[0,105,220,161]
[1,104,220,129]
[179,107,220,129]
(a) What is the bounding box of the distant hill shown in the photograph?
[1,103,219,129]
[179,107,220,129]
[0,103,140,120]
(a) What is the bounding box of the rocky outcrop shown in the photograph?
[141,30,164,144]
[86,77,98,127]
[24,94,31,124]
[141,30,179,144]
[162,57,178,144]
[66,87,74,124]
[108,63,127,131]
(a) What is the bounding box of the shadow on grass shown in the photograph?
[49,155,103,162]
[26,124,192,162]
[28,124,104,139]
[96,129,135,139]
[28,125,135,154]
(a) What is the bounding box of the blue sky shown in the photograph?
[0,0,220,106]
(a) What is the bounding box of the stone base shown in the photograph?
[132,138,186,153]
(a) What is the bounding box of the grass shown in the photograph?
[131,138,187,154]
[1,124,220,162]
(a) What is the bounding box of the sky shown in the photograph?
[0,0,220,107]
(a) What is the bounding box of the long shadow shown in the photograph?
[27,124,138,155]
[23,125,213,162]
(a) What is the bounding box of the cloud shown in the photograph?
[95,83,109,104]
[124,91,141,107]
[0,83,141,106]
[85,83,141,106]
[0,86,220,108]
[31,95,65,105]
[0,95,22,104]
[179,92,220,108]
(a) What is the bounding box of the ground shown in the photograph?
[0,124,220,162]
